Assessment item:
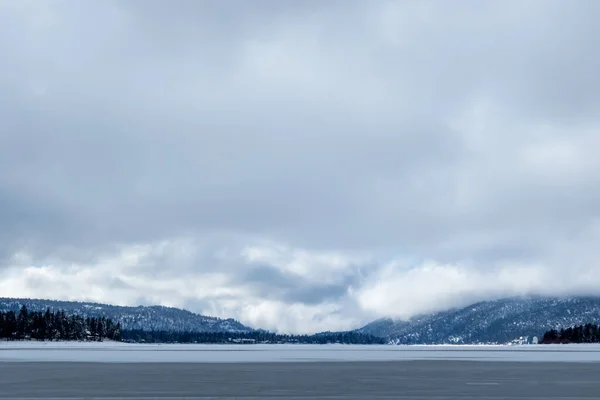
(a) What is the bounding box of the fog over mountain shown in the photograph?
[1,0,600,333]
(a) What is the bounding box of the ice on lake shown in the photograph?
[1,342,600,363]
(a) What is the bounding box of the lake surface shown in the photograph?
[1,342,600,363]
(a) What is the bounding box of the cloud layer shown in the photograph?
[1,0,600,333]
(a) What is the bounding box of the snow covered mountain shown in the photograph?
[6,296,600,342]
[357,296,600,344]
[0,298,253,333]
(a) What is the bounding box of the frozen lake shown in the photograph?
[2,341,600,363]
[4,360,600,399]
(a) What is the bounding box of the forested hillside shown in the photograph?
[0,298,251,333]
[540,323,600,344]
[0,306,121,341]
[0,303,383,344]
[358,296,600,344]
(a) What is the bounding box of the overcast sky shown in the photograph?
[1,0,600,333]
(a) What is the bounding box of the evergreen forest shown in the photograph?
[0,306,121,341]
[0,306,384,344]
[539,323,600,344]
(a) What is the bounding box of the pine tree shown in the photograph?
[4,311,17,340]
[16,306,29,339]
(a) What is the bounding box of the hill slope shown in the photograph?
[357,296,600,344]
[0,298,253,333]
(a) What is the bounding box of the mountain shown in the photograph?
[7,296,600,343]
[0,298,253,333]
[357,296,600,344]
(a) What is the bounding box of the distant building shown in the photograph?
[230,338,256,344]
[508,336,529,345]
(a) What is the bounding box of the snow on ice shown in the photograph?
[1,342,600,363]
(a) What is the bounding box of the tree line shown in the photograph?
[1,306,385,344]
[540,323,600,344]
[0,306,121,341]
[120,329,386,344]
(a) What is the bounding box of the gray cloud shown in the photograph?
[1,0,600,332]
[236,264,356,305]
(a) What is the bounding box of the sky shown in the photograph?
[1,0,600,334]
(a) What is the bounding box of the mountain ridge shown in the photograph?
[4,295,600,343]
[357,296,600,344]
[0,297,253,333]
